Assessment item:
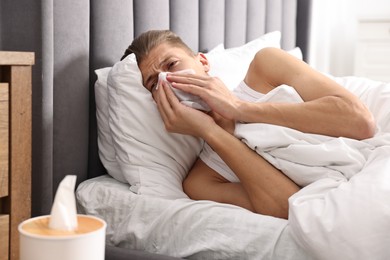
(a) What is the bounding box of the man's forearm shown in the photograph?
[236,95,375,140]
[202,124,299,219]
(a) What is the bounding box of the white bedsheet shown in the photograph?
[76,175,310,259]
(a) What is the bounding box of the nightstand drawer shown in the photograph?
[358,21,390,41]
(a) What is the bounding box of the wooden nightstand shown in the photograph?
[0,51,34,260]
[354,18,390,82]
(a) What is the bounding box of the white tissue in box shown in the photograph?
[49,175,78,231]
[157,69,211,112]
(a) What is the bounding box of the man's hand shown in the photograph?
[153,80,216,139]
[166,74,243,121]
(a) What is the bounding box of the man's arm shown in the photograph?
[167,48,376,140]
[240,47,376,139]
[193,122,300,219]
[183,159,256,212]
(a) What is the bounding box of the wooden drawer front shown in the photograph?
[0,83,8,198]
[358,21,390,41]
[0,214,10,260]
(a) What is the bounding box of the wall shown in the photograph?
[308,0,390,76]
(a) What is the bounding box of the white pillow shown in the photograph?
[107,54,204,199]
[93,44,223,193]
[288,47,303,60]
[94,67,126,183]
[206,31,282,90]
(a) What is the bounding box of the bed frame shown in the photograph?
[2,0,312,259]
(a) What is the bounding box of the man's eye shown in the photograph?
[168,61,178,70]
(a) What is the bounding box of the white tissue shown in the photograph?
[49,175,78,231]
[157,69,211,111]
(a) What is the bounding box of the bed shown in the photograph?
[21,0,390,259]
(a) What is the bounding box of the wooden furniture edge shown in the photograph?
[0,52,35,66]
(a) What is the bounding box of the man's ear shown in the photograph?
[197,53,210,72]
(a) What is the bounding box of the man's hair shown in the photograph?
[120,30,194,63]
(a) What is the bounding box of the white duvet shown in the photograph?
[77,75,390,259]
[287,76,390,260]
[233,78,390,259]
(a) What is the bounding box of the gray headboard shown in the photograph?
[0,0,312,217]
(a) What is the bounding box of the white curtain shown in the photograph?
[308,0,357,76]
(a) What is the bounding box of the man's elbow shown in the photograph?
[349,102,376,140]
[339,96,376,140]
[356,114,376,140]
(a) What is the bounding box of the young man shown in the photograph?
[122,30,375,219]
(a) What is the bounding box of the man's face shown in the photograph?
[139,43,209,92]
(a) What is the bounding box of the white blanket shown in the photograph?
[234,78,390,259]
[289,145,390,260]
[199,76,390,259]
[287,76,390,260]
[234,85,390,187]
